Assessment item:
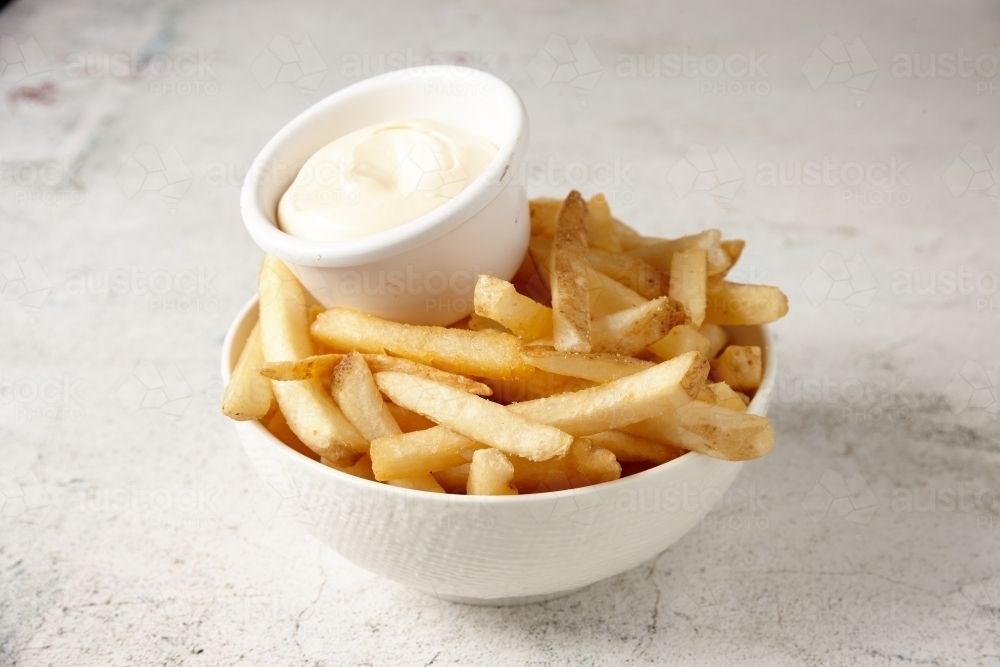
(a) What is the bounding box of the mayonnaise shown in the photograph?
[277,118,498,241]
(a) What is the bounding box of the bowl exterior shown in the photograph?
[223,298,771,602]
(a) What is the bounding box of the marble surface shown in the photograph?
[2,0,999,664]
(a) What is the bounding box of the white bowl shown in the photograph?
[222,298,776,605]
[240,66,530,326]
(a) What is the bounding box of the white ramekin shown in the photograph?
[240,66,530,326]
[222,297,777,605]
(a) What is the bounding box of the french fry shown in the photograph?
[507,351,709,436]
[480,369,595,403]
[710,345,763,392]
[591,296,687,356]
[222,322,275,421]
[521,347,655,383]
[388,474,446,493]
[611,217,659,250]
[704,282,788,325]
[331,351,401,441]
[322,453,377,481]
[585,246,665,300]
[509,438,620,492]
[467,313,509,333]
[529,197,563,237]
[586,193,624,252]
[624,402,774,461]
[720,239,745,269]
[375,372,575,461]
[370,427,484,480]
[258,256,366,462]
[260,352,493,396]
[264,409,318,461]
[626,230,720,271]
[385,402,436,432]
[706,382,749,412]
[648,323,711,360]
[699,323,729,359]
[474,275,552,340]
[550,190,592,352]
[669,247,708,328]
[586,430,686,465]
[311,307,533,379]
[432,463,470,493]
[467,448,518,496]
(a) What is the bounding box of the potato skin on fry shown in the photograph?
[550,190,592,353]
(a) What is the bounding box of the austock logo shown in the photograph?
[0,34,51,82]
[0,470,51,524]
[116,143,193,209]
[251,35,326,94]
[943,143,998,211]
[802,35,878,105]
[801,469,878,526]
[0,252,52,320]
[666,144,743,206]
[115,361,193,418]
[527,35,603,95]
[801,251,878,320]
[944,360,998,418]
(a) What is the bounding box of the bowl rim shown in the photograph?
[240,66,530,267]
[222,296,774,503]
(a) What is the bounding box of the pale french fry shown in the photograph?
[331,351,401,442]
[550,190,592,352]
[529,237,646,317]
[222,322,276,421]
[585,193,623,252]
[669,247,708,327]
[264,409,318,461]
[710,345,763,392]
[624,402,773,461]
[529,197,562,237]
[480,369,595,403]
[626,229,721,271]
[704,282,788,325]
[375,372,575,461]
[521,347,655,383]
[388,474,446,493]
[507,351,709,436]
[467,313,509,333]
[370,427,484,480]
[467,448,518,496]
[258,256,366,462]
[720,239,745,270]
[311,307,533,380]
[261,352,493,397]
[586,430,686,465]
[591,296,687,356]
[432,463,470,493]
[474,275,553,340]
[699,323,729,359]
[385,402,436,432]
[611,217,660,250]
[322,453,377,481]
[707,382,749,412]
[509,438,620,492]
[648,323,711,360]
[585,246,665,300]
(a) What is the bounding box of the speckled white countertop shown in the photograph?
[2,0,999,664]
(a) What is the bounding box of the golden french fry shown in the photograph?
[586,430,685,465]
[261,352,492,397]
[550,190,592,352]
[388,474,446,493]
[585,193,623,252]
[374,372,575,461]
[509,438,620,492]
[432,463,470,493]
[669,247,708,328]
[370,426,484,480]
[322,453,377,481]
[507,351,709,436]
[706,382,749,412]
[258,256,366,462]
[480,369,595,403]
[384,402,436,432]
[591,296,687,356]
[704,282,788,325]
[222,322,276,421]
[720,239,745,270]
[331,351,401,442]
[264,409,318,461]
[586,246,666,300]
[521,347,654,383]
[699,323,729,359]
[467,313,509,333]
[474,275,553,340]
[710,345,762,391]
[467,448,518,496]
[529,197,563,237]
[311,307,532,380]
[649,323,711,360]
[624,402,773,461]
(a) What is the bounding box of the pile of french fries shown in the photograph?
[222,191,788,495]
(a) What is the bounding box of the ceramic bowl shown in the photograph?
[240,66,530,326]
[222,297,776,605]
